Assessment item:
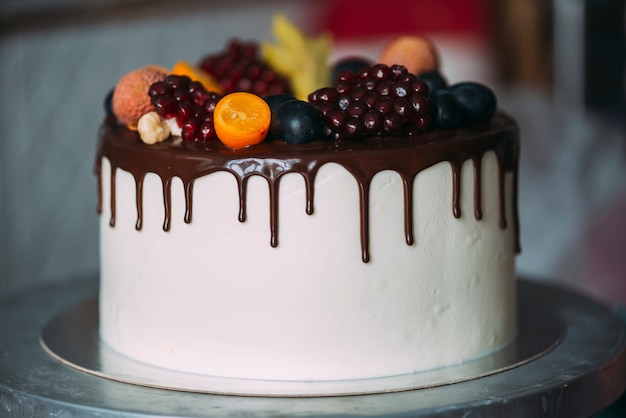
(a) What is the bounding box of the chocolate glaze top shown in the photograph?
[95,113,520,262]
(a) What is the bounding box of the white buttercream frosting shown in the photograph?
[98,150,517,381]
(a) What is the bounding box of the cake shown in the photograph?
[95,17,520,384]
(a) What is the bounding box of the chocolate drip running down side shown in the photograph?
[95,113,520,263]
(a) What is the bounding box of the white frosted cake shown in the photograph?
[96,20,520,385]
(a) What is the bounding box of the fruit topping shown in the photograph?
[112,65,169,129]
[331,57,373,84]
[262,14,332,101]
[149,74,222,142]
[379,36,439,76]
[263,94,297,114]
[137,111,171,144]
[417,71,448,93]
[447,82,497,125]
[430,90,463,129]
[270,100,324,144]
[199,39,291,97]
[171,60,223,94]
[108,15,500,147]
[213,92,271,149]
[309,63,433,140]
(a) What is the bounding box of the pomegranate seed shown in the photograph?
[376,80,394,96]
[375,96,394,114]
[152,94,177,119]
[371,63,392,80]
[148,81,169,97]
[182,117,201,141]
[199,121,217,141]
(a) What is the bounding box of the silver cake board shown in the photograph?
[1,276,625,417]
[38,293,560,397]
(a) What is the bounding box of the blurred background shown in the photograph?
[0,0,625,306]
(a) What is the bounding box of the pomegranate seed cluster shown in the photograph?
[308,63,433,140]
[199,40,291,97]
[149,75,222,142]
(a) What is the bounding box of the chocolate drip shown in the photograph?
[402,176,415,246]
[109,164,117,228]
[134,173,144,230]
[450,160,462,219]
[161,176,173,231]
[96,113,521,262]
[472,157,483,220]
[183,180,194,224]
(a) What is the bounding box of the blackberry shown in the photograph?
[199,39,292,97]
[309,63,433,140]
[149,75,222,142]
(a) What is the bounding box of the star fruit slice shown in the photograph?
[262,14,332,101]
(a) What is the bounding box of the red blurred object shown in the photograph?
[315,0,489,39]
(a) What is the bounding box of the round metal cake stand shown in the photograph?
[1,277,625,417]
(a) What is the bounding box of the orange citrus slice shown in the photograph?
[171,60,223,94]
[213,92,271,149]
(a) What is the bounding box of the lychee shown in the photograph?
[112,65,169,129]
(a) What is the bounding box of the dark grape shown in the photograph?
[418,71,448,93]
[271,100,324,144]
[430,90,464,129]
[448,82,496,124]
[264,94,297,113]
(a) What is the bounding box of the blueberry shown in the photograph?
[448,82,496,124]
[331,57,372,82]
[271,100,324,144]
[430,90,464,129]
[418,71,448,93]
